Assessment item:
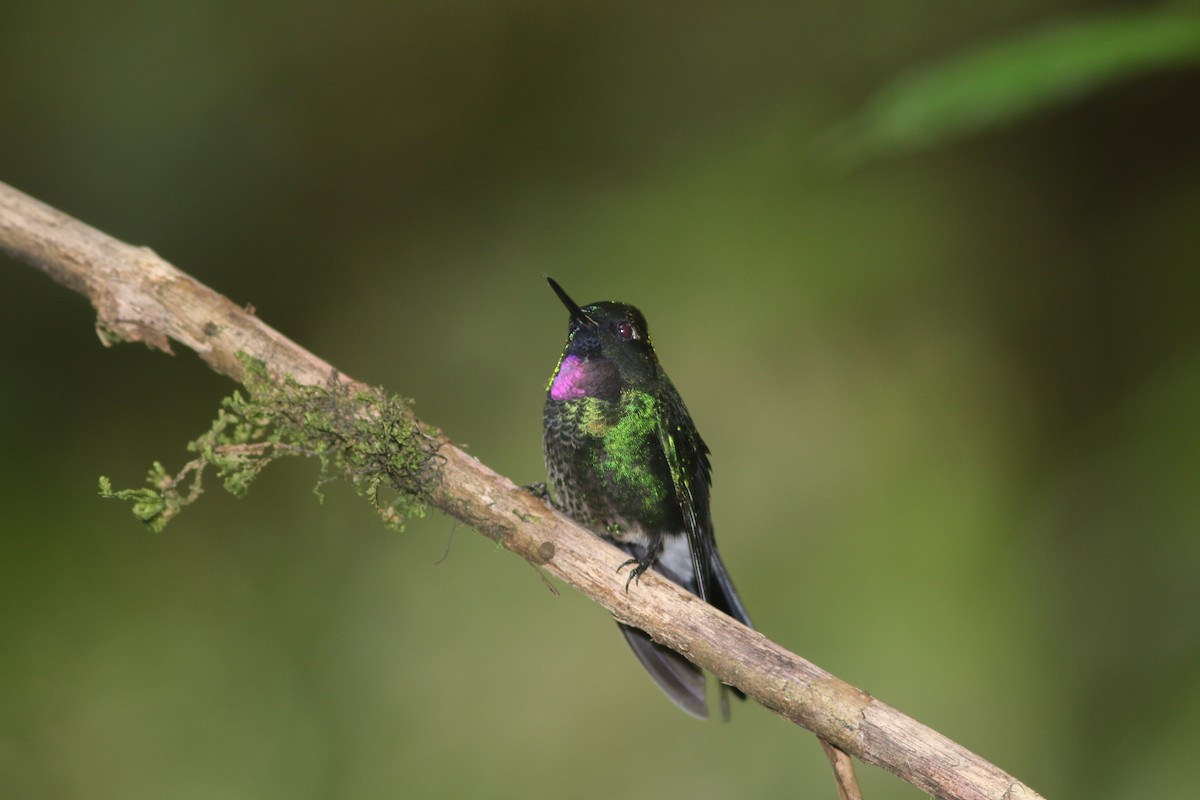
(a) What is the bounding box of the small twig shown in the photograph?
[822,739,864,800]
[434,522,459,566]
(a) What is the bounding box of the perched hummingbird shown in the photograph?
[541,277,753,719]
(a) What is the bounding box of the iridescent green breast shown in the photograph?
[543,389,676,539]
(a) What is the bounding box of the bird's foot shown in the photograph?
[523,482,562,510]
[617,557,653,591]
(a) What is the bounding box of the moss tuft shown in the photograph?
[100,354,441,532]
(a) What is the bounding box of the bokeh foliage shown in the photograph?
[834,7,1200,162]
[2,2,1198,798]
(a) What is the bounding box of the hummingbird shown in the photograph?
[541,276,753,719]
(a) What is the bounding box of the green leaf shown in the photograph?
[831,9,1200,164]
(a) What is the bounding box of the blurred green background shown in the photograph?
[3,2,1199,798]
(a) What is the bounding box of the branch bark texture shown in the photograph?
[1,179,1045,800]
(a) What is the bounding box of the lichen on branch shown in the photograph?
[99,354,441,532]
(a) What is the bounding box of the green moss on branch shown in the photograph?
[100,355,441,532]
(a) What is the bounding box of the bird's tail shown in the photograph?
[614,541,752,718]
[617,622,709,718]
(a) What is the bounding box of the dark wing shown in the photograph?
[656,388,752,628]
[656,395,715,603]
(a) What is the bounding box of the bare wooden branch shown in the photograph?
[0,179,1045,800]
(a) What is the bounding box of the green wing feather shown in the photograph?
[656,394,716,603]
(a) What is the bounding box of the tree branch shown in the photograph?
[0,179,1044,800]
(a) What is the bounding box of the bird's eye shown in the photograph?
[617,320,637,340]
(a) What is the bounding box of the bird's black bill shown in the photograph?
[546,276,595,326]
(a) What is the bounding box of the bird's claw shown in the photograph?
[523,482,562,510]
[617,557,651,591]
